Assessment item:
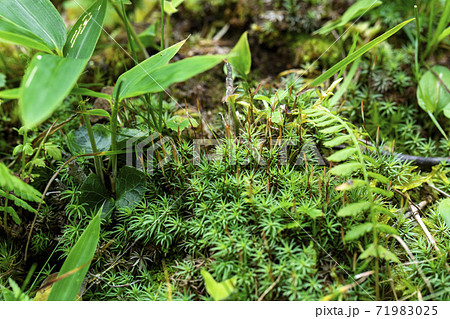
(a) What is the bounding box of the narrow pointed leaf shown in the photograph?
[117,54,224,100]
[64,0,107,59]
[227,31,251,76]
[47,211,101,301]
[309,18,414,88]
[0,0,66,52]
[20,54,87,128]
[114,39,186,100]
[0,18,51,52]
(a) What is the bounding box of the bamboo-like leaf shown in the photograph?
[337,201,371,217]
[71,87,112,101]
[344,222,372,241]
[78,109,110,118]
[117,54,224,100]
[114,39,186,100]
[47,211,101,301]
[64,0,107,59]
[309,18,414,88]
[316,0,382,34]
[330,162,362,176]
[323,135,351,148]
[0,18,51,52]
[327,147,356,162]
[227,31,251,76]
[0,0,66,52]
[20,54,87,128]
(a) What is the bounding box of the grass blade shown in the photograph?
[47,211,101,301]
[309,18,414,88]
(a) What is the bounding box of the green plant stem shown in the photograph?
[79,102,105,184]
[111,2,149,59]
[413,5,420,79]
[158,0,166,132]
[21,129,27,179]
[111,98,120,194]
[121,0,139,64]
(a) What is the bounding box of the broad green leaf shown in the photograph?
[344,222,372,241]
[337,201,371,217]
[320,124,344,134]
[375,224,398,235]
[309,19,414,88]
[48,211,101,301]
[367,171,390,184]
[71,87,112,102]
[79,174,114,218]
[201,270,237,301]
[20,54,87,128]
[114,39,186,100]
[66,124,111,155]
[118,54,224,100]
[316,0,382,34]
[227,31,251,76]
[438,198,450,226]
[64,0,107,59]
[417,65,450,138]
[0,18,51,52]
[0,0,66,52]
[0,72,4,88]
[327,147,356,162]
[0,88,20,99]
[166,115,198,131]
[323,135,351,148]
[115,166,146,209]
[330,162,362,176]
[417,65,450,114]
